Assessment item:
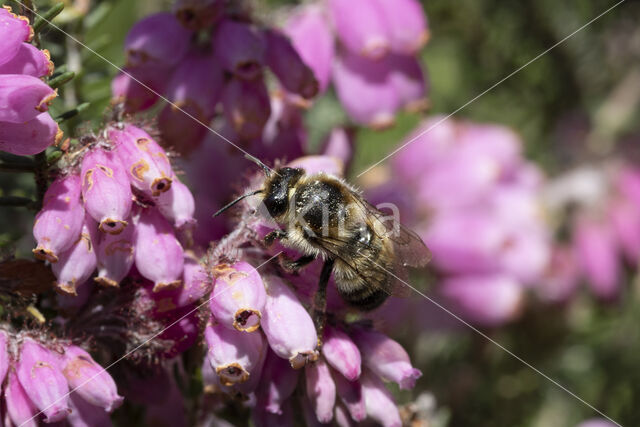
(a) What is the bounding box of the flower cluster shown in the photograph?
[0,6,60,155]
[31,123,196,296]
[197,155,421,426]
[375,116,552,326]
[112,0,318,154]
[286,0,430,129]
[0,330,122,426]
[541,162,640,302]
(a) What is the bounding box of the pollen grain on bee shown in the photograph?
[368,258,624,427]
[18,251,283,427]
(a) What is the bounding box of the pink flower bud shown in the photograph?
[52,218,98,296]
[125,12,192,68]
[17,339,70,423]
[333,372,366,422]
[256,350,300,414]
[388,54,428,112]
[322,325,361,381]
[0,7,31,66]
[264,30,318,99]
[5,369,38,427]
[109,124,173,196]
[320,127,353,170]
[134,207,184,292]
[0,43,52,77]
[111,65,171,113]
[0,111,61,155]
[0,330,7,384]
[62,345,123,412]
[352,328,421,390]
[441,274,524,326]
[334,402,355,427]
[284,5,334,93]
[153,256,210,313]
[156,178,196,229]
[288,155,344,177]
[209,262,266,332]
[204,321,266,386]
[95,219,135,287]
[173,0,224,30]
[332,52,399,130]
[0,74,56,123]
[222,77,271,141]
[81,148,132,234]
[361,370,401,427]
[158,310,199,358]
[373,0,429,55]
[261,275,318,369]
[574,215,620,300]
[158,104,206,155]
[305,358,336,423]
[67,391,113,427]
[214,20,265,79]
[329,0,389,59]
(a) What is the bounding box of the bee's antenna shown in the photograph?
[244,154,273,177]
[213,189,264,217]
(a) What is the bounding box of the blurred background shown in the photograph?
[3,0,640,426]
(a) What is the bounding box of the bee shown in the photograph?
[215,156,431,338]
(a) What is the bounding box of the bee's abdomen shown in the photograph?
[338,284,389,311]
[333,260,392,311]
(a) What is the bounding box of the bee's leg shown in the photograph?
[263,229,286,247]
[278,254,315,273]
[314,258,335,348]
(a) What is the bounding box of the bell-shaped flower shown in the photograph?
[94,219,135,287]
[52,218,98,296]
[305,358,336,423]
[0,111,61,155]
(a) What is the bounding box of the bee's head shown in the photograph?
[262,167,304,218]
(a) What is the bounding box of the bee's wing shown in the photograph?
[350,192,432,268]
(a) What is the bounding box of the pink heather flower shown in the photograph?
[5,369,38,427]
[204,320,266,386]
[222,76,271,141]
[260,275,319,369]
[373,0,429,55]
[284,4,334,93]
[173,0,225,30]
[152,255,210,313]
[288,155,344,177]
[209,261,266,332]
[155,178,196,229]
[328,0,389,60]
[305,358,336,423]
[264,29,318,99]
[163,50,223,120]
[255,93,306,163]
[0,111,61,155]
[573,214,621,300]
[352,328,421,390]
[61,345,123,412]
[322,325,361,381]
[158,311,199,358]
[388,53,429,112]
[441,274,524,326]
[537,245,581,304]
[124,12,192,68]
[52,218,98,296]
[0,74,56,123]
[332,51,399,130]
[333,372,366,422]
[17,339,70,423]
[334,403,354,427]
[608,197,640,263]
[214,20,265,80]
[0,7,31,65]
[253,401,295,427]
[158,104,206,155]
[0,43,52,77]
[256,350,300,414]
[361,369,402,427]
[80,147,133,234]
[109,124,173,197]
[94,219,135,287]
[111,65,170,113]
[0,330,8,383]
[67,391,113,427]
[320,127,353,170]
[133,207,184,292]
